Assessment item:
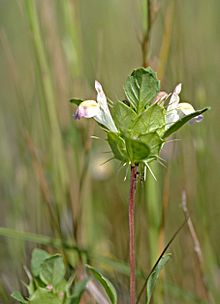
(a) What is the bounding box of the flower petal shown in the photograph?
[95,80,108,112]
[154,91,169,104]
[166,110,180,129]
[194,114,203,122]
[167,83,182,111]
[74,100,100,119]
[174,83,182,95]
[94,80,118,132]
[177,103,204,124]
[176,102,195,115]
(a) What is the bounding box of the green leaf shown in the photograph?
[139,132,163,160]
[69,98,83,106]
[40,255,65,286]
[107,132,127,161]
[124,67,160,112]
[54,279,68,293]
[86,264,117,304]
[163,107,209,138]
[146,254,171,304]
[29,288,63,304]
[31,249,50,277]
[23,266,36,296]
[112,101,137,135]
[26,280,36,297]
[132,104,165,136]
[125,138,150,163]
[11,291,28,303]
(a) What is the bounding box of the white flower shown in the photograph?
[74,81,118,132]
[74,100,100,119]
[166,83,202,129]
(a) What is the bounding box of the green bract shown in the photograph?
[109,68,164,165]
[124,67,160,113]
[72,67,209,167]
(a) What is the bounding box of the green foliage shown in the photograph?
[11,249,87,304]
[146,254,171,304]
[31,249,50,277]
[125,137,150,163]
[108,130,163,165]
[107,132,128,161]
[109,67,209,166]
[132,104,165,137]
[11,291,28,304]
[86,264,118,304]
[39,255,65,286]
[111,98,165,164]
[71,66,208,168]
[139,132,163,161]
[29,288,63,304]
[124,67,160,113]
[111,100,137,135]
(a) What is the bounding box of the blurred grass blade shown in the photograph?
[86,264,117,304]
[136,219,187,303]
[91,255,144,278]
[146,253,171,304]
[25,0,69,206]
[0,227,86,253]
[165,282,208,303]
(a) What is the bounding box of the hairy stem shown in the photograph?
[129,165,138,304]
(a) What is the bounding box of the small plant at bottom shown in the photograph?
[11,249,117,304]
[11,249,85,304]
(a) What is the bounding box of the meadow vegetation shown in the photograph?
[0,1,219,303]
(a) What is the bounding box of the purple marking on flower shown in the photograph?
[195,114,203,122]
[73,107,85,120]
[189,114,204,125]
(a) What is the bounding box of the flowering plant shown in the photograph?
[71,67,208,304]
[72,67,208,168]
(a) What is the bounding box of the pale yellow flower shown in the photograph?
[74,81,117,132]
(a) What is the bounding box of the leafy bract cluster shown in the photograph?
[109,68,164,165]
[71,67,208,166]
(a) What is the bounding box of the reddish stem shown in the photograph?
[129,165,138,304]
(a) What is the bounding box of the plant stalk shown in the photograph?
[129,165,138,304]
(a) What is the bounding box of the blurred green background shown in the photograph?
[0,0,219,303]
